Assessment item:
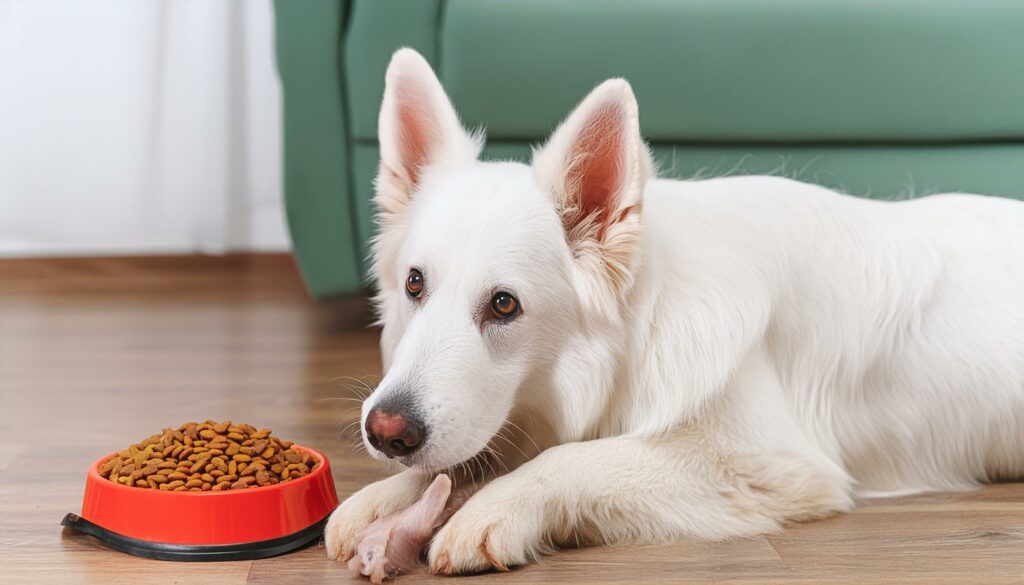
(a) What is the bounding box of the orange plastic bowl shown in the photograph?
[61,445,339,561]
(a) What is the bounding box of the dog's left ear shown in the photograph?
[533,79,652,293]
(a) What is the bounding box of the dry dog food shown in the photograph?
[98,421,318,491]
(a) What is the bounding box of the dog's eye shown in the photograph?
[406,269,424,298]
[489,292,519,319]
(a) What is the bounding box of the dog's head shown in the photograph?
[360,48,652,470]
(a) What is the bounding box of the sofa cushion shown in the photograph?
[439,0,1024,142]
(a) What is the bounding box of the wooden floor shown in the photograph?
[1,255,1022,585]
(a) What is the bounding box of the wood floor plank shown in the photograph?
[247,537,792,585]
[1,255,1021,585]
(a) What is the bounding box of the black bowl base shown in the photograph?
[61,512,328,562]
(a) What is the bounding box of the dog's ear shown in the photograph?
[376,48,480,216]
[533,79,652,294]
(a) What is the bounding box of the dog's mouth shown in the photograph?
[410,418,540,478]
[392,439,493,475]
[370,426,506,477]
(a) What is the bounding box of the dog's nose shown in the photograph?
[365,408,424,458]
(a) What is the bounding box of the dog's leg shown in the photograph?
[325,469,434,562]
[428,429,852,574]
[329,413,543,567]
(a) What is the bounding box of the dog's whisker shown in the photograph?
[315,396,367,405]
[489,429,533,462]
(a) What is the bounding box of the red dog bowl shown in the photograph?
[61,445,339,561]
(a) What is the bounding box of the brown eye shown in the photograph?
[406,269,424,298]
[490,292,519,319]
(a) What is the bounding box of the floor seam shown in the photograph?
[765,536,795,574]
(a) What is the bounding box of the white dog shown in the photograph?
[326,48,1024,575]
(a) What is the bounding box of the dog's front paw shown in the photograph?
[324,471,430,562]
[324,492,378,562]
[427,483,546,575]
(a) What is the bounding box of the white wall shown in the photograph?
[0,0,289,256]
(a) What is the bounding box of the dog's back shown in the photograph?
[629,175,1024,495]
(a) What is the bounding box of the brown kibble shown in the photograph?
[255,470,271,486]
[102,422,315,490]
[99,458,118,477]
[230,476,256,490]
[132,445,155,466]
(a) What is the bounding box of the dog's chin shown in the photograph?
[401,446,486,473]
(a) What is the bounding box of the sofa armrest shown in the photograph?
[274,0,362,297]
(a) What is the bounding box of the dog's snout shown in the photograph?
[365,408,425,458]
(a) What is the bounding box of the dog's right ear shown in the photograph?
[375,48,480,217]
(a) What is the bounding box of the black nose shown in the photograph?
[365,408,425,458]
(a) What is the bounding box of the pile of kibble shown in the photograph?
[98,421,318,491]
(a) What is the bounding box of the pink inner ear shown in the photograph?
[396,81,437,188]
[566,102,626,234]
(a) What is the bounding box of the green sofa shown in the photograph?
[274,0,1024,298]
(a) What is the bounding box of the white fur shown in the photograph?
[326,48,1024,574]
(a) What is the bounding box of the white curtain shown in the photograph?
[0,0,289,256]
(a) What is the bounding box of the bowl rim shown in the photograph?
[88,444,329,497]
